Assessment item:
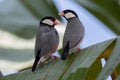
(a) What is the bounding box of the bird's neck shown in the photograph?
[40,23,54,27]
[67,17,78,21]
[67,17,78,22]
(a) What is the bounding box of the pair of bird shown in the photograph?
[32,9,85,72]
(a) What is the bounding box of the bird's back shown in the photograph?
[63,17,85,48]
[35,25,59,57]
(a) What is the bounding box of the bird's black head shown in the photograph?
[58,9,78,20]
[40,16,59,27]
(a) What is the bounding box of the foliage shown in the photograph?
[0,0,120,80]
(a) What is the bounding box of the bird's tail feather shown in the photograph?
[61,42,69,60]
[32,50,41,72]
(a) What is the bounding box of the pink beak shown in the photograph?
[58,11,64,16]
[54,19,60,25]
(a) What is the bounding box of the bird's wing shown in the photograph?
[63,18,85,49]
[40,28,59,56]
[35,27,59,57]
[34,27,47,55]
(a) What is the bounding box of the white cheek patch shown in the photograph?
[65,13,76,19]
[42,19,53,26]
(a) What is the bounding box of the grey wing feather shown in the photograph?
[34,27,47,56]
[63,18,85,48]
[35,27,59,57]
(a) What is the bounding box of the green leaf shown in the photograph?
[1,38,116,80]
[116,74,120,80]
[59,38,115,80]
[20,0,60,19]
[85,60,102,80]
[0,0,38,39]
[0,0,59,39]
[0,47,34,73]
[116,64,120,76]
[96,37,120,80]
[76,0,120,35]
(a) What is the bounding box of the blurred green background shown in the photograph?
[0,0,120,79]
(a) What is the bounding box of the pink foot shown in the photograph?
[77,48,81,53]
[50,55,59,60]
[38,61,44,65]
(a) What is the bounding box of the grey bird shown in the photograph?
[32,16,60,72]
[58,9,85,60]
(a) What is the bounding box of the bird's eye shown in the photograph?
[50,18,55,22]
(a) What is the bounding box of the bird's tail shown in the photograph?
[61,42,70,60]
[32,51,41,72]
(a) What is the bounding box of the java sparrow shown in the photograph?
[32,16,60,72]
[58,9,85,60]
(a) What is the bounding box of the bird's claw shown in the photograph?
[77,48,81,53]
[50,55,60,60]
